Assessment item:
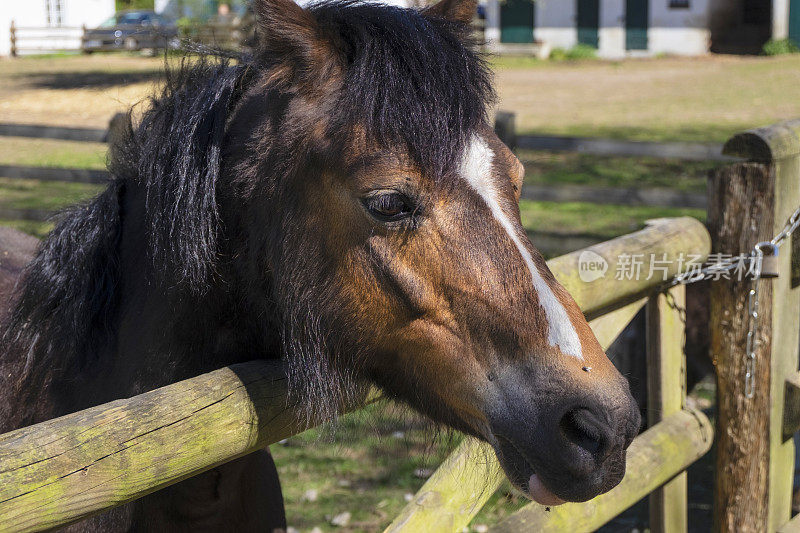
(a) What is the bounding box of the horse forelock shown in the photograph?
[313,1,495,178]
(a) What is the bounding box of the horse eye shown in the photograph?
[363,192,414,222]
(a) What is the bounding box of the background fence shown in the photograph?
[0,110,719,219]
[9,22,85,56]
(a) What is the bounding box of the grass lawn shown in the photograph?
[0,54,165,128]
[0,219,53,238]
[492,55,800,143]
[518,150,716,193]
[0,138,108,169]
[0,177,102,211]
[270,401,528,532]
[520,199,706,242]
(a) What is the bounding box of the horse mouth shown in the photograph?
[493,435,565,506]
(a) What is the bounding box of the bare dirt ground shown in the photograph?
[2,54,800,142]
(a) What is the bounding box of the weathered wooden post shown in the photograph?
[710,121,800,532]
[646,284,687,533]
[106,112,128,146]
[10,20,17,57]
[494,111,517,151]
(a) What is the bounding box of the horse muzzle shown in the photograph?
[485,373,640,504]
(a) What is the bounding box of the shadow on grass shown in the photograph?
[520,124,743,144]
[17,69,164,90]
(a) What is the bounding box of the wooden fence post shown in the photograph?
[494,111,517,151]
[10,20,17,57]
[646,284,687,533]
[710,121,800,532]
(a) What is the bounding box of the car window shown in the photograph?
[98,15,118,27]
[118,13,147,24]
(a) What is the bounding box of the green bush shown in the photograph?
[565,43,598,60]
[549,47,567,61]
[549,44,597,61]
[763,39,800,56]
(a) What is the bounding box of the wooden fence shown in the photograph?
[0,216,713,531]
[179,20,251,51]
[9,22,85,56]
[1,121,799,531]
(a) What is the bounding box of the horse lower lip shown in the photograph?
[528,474,565,506]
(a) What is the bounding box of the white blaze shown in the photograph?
[459,136,583,359]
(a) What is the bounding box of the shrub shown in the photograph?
[549,47,568,61]
[763,39,800,56]
[549,44,598,61]
[566,44,598,60]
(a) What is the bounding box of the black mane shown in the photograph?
[0,1,493,428]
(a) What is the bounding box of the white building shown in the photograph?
[1,0,115,56]
[484,0,798,58]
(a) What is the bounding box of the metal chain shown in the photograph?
[744,244,764,399]
[771,204,800,247]
[669,203,800,287]
[668,204,800,399]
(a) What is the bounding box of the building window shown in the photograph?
[45,0,64,27]
[669,0,690,8]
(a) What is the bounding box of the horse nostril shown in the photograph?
[559,408,610,459]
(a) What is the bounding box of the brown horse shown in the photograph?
[0,0,640,529]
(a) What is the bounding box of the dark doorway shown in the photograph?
[500,0,535,43]
[577,0,600,48]
[626,0,649,50]
[790,0,800,45]
[710,0,773,54]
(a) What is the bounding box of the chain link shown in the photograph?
[771,204,800,247]
[669,203,800,287]
[668,204,800,399]
[744,247,764,398]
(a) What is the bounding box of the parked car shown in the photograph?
[82,11,178,53]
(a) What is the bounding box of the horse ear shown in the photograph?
[423,0,477,25]
[254,0,335,83]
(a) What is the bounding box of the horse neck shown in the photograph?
[110,187,276,394]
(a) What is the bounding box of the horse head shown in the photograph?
[220,0,641,506]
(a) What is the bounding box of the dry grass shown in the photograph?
[2,54,800,141]
[494,54,800,142]
[0,54,165,128]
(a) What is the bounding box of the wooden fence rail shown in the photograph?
[10,22,85,57]
[0,123,108,143]
[0,217,711,532]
